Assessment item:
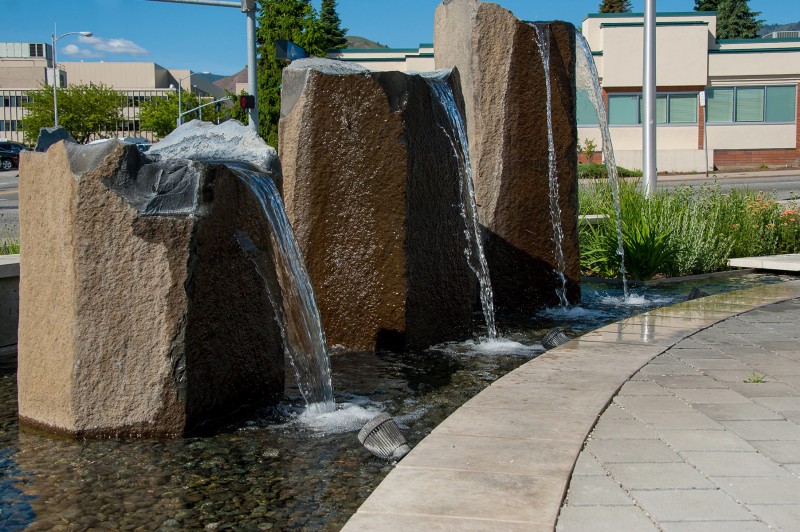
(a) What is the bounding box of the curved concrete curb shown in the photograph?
[343,280,800,531]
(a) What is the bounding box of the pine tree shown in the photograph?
[716,0,763,39]
[257,0,327,146]
[320,0,348,50]
[598,0,632,13]
[694,0,719,11]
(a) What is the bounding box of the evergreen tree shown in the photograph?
[320,0,348,50]
[716,0,763,39]
[257,0,327,146]
[598,0,632,13]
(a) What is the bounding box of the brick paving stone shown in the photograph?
[693,403,783,421]
[714,476,800,504]
[702,369,762,383]
[748,440,800,463]
[614,395,695,413]
[747,505,800,531]
[728,381,800,398]
[605,462,714,490]
[590,419,658,440]
[630,489,757,522]
[671,388,751,404]
[556,506,658,532]
[682,451,790,477]
[617,380,670,396]
[659,521,772,532]
[572,452,606,476]
[750,396,800,412]
[720,420,800,440]
[683,358,753,370]
[564,474,633,506]
[657,429,756,452]
[652,374,729,389]
[633,411,724,430]
[587,438,683,463]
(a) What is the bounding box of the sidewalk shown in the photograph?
[559,298,800,531]
[658,168,800,183]
[344,281,800,531]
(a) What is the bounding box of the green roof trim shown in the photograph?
[718,37,800,44]
[419,43,434,48]
[334,47,420,53]
[338,57,405,62]
[710,47,800,54]
[417,53,434,58]
[592,51,603,56]
[601,21,708,28]
[586,11,715,19]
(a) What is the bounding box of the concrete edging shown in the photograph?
[0,254,19,348]
[343,280,800,531]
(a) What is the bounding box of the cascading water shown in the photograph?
[575,30,630,299]
[531,24,569,307]
[424,72,498,339]
[228,163,335,415]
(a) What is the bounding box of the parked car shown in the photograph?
[0,140,28,171]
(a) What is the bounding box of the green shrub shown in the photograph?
[578,163,643,180]
[0,225,19,255]
[579,180,800,280]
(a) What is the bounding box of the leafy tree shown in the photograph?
[21,84,123,144]
[139,90,201,139]
[715,0,763,39]
[225,89,251,124]
[257,0,327,147]
[598,0,632,13]
[320,0,348,50]
[694,0,719,11]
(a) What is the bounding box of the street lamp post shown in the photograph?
[177,72,192,127]
[52,27,93,127]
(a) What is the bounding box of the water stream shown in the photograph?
[229,163,335,415]
[531,24,570,307]
[424,73,498,338]
[575,30,630,299]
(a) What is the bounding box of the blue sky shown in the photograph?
[4,0,800,76]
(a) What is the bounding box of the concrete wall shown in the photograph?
[0,255,19,349]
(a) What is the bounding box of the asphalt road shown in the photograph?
[0,169,19,240]
[657,170,800,202]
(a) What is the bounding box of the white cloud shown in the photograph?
[60,44,103,59]
[77,35,149,56]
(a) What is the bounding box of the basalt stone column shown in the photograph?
[279,59,474,351]
[18,137,284,438]
[435,0,581,311]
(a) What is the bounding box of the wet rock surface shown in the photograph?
[279,60,474,351]
[435,0,581,312]
[17,140,284,437]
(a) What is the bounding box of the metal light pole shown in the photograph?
[176,72,193,127]
[643,0,657,196]
[144,0,258,132]
[52,27,93,126]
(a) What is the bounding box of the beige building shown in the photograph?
[331,12,799,172]
[0,42,225,143]
[577,11,800,171]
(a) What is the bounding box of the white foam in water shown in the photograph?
[597,292,673,307]
[437,337,543,356]
[296,401,384,435]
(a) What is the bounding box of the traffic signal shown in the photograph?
[239,95,256,109]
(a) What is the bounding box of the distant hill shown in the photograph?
[343,36,389,49]
[760,21,800,36]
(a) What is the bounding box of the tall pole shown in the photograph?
[246,6,258,132]
[643,0,657,196]
[52,25,59,127]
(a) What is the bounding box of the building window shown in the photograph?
[28,43,45,58]
[608,93,698,126]
[706,85,796,124]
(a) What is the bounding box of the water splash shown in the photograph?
[424,72,498,339]
[531,24,569,307]
[575,30,630,299]
[229,163,335,415]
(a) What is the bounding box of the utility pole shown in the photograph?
[643,0,657,196]
[145,0,258,132]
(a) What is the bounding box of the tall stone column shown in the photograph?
[18,127,285,438]
[279,60,474,351]
[435,0,581,312]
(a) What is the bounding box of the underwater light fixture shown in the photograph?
[686,288,710,301]
[358,413,411,461]
[542,328,570,350]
